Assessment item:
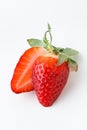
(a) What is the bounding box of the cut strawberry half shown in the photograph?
[11,47,47,93]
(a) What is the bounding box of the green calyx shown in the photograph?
[27,24,78,72]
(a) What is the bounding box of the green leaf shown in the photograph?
[63,48,78,56]
[58,53,68,65]
[68,58,78,72]
[27,39,46,47]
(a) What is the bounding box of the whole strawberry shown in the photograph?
[32,24,78,107]
[32,55,69,106]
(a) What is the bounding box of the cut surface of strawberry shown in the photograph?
[11,47,47,93]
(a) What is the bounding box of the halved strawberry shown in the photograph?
[11,47,47,93]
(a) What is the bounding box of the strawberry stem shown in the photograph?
[43,24,54,53]
[43,24,52,45]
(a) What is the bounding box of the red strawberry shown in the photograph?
[32,55,69,107]
[11,47,47,93]
[11,24,78,107]
[31,23,78,107]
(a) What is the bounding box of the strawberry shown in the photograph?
[31,24,78,107]
[32,55,69,106]
[11,47,47,93]
[11,23,78,107]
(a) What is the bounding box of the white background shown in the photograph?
[0,0,87,130]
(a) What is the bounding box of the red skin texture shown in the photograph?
[11,47,47,93]
[32,56,69,107]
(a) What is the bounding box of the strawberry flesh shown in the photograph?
[11,47,47,93]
